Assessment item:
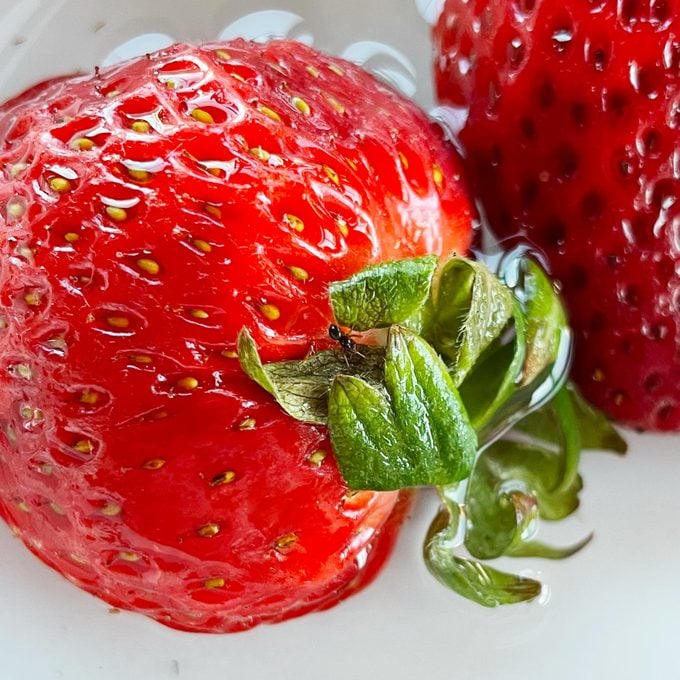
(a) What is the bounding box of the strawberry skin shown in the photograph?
[434,0,680,431]
[0,40,472,632]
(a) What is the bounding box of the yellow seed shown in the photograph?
[131,120,150,133]
[250,147,271,161]
[136,258,160,275]
[80,390,99,405]
[230,72,246,83]
[284,213,304,233]
[6,200,25,219]
[614,392,625,406]
[143,458,166,470]
[208,167,221,177]
[239,417,256,431]
[69,552,88,565]
[327,96,346,114]
[50,177,72,193]
[189,309,209,319]
[49,502,65,516]
[220,350,238,360]
[106,316,130,329]
[593,368,605,382]
[24,292,41,306]
[128,168,151,182]
[197,523,221,538]
[204,204,222,219]
[329,64,345,77]
[210,470,236,487]
[308,450,327,466]
[106,89,120,98]
[132,354,153,365]
[306,65,320,78]
[323,165,340,186]
[10,163,27,177]
[39,463,54,476]
[72,138,94,151]
[258,105,281,122]
[345,157,358,171]
[102,502,122,517]
[292,96,311,116]
[105,206,128,222]
[191,108,215,124]
[64,232,80,243]
[337,219,349,238]
[192,238,212,253]
[14,364,32,380]
[165,80,177,89]
[73,440,93,455]
[118,551,140,562]
[177,376,199,391]
[260,304,280,321]
[433,164,444,189]
[288,266,309,281]
[204,577,225,589]
[275,533,298,550]
[215,49,231,61]
[16,501,30,513]
[399,152,410,170]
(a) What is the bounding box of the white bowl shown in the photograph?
[0,1,679,679]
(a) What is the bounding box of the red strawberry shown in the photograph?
[434,0,680,431]
[0,40,472,632]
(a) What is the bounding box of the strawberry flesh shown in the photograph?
[434,0,680,431]
[0,40,471,631]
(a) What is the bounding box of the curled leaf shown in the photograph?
[424,491,542,607]
[427,257,514,385]
[328,327,477,490]
[329,255,438,331]
[237,327,384,425]
[506,534,593,560]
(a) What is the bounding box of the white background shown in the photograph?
[0,1,679,678]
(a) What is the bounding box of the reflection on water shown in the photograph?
[218,10,313,45]
[342,41,417,97]
[102,33,175,67]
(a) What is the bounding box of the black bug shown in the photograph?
[328,324,357,352]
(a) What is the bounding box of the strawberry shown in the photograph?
[0,40,472,632]
[433,0,680,431]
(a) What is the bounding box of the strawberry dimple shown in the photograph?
[0,40,472,631]
[435,0,680,431]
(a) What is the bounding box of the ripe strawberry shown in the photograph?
[434,0,680,430]
[0,40,472,632]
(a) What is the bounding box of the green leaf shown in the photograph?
[329,255,438,331]
[567,384,627,454]
[461,256,572,444]
[462,379,619,564]
[507,258,568,387]
[427,257,514,385]
[238,327,385,425]
[464,438,583,560]
[506,534,593,560]
[327,327,477,491]
[384,327,477,483]
[513,384,626,455]
[424,491,542,607]
[328,375,404,490]
[458,299,527,434]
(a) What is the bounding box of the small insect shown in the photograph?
[328,324,357,352]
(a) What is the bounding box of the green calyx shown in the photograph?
[238,252,626,607]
